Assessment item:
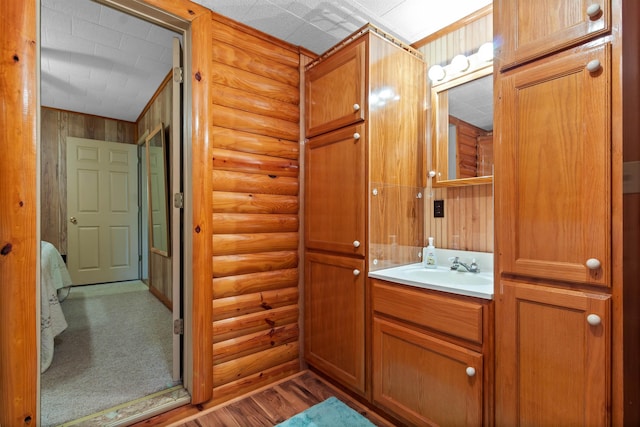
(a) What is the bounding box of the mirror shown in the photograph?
[146,123,170,256]
[431,64,493,186]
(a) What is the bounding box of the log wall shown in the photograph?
[209,14,303,404]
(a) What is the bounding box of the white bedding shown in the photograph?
[41,241,71,373]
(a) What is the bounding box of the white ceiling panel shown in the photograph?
[40,0,491,122]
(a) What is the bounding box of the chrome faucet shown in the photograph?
[450,257,480,273]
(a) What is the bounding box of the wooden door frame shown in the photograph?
[0,0,213,424]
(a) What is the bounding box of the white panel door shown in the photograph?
[67,137,139,285]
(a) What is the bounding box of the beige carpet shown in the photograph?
[40,281,177,426]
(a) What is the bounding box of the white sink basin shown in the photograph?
[403,267,493,286]
[368,262,494,299]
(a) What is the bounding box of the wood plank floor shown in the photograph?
[172,371,397,427]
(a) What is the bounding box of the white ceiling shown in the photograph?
[40,0,491,122]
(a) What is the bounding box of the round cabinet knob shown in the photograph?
[353,240,361,248]
[587,314,602,326]
[372,188,378,196]
[586,4,601,18]
[353,269,361,276]
[353,103,360,111]
[353,132,361,140]
[586,59,601,72]
[466,367,476,377]
[428,170,437,178]
[586,258,601,269]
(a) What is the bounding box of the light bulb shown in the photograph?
[451,54,469,72]
[428,65,445,82]
[477,42,494,62]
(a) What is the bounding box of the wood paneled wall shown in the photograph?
[208,14,302,404]
[416,6,494,252]
[40,107,136,254]
[425,185,493,252]
[137,73,173,307]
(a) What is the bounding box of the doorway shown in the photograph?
[39,0,189,424]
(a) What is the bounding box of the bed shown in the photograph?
[41,241,72,373]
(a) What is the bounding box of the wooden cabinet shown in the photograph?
[305,38,366,137]
[304,252,366,394]
[305,125,366,256]
[495,280,610,426]
[495,41,611,286]
[493,1,640,424]
[496,0,611,69]
[371,280,492,426]
[303,25,425,399]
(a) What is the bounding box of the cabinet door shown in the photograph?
[305,125,366,256]
[495,42,610,286]
[373,317,483,426]
[305,37,366,137]
[496,0,610,69]
[495,280,610,426]
[304,252,366,395]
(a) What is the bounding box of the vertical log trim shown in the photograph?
[0,1,38,424]
[187,10,215,404]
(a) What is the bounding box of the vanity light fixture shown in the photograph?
[427,41,493,85]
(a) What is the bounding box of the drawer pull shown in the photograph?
[586,258,601,269]
[586,59,601,73]
[353,103,361,111]
[353,240,361,248]
[353,132,361,140]
[586,4,601,18]
[466,367,476,377]
[587,314,602,326]
[353,269,361,276]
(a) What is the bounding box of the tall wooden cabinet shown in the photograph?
[494,0,640,424]
[303,26,425,398]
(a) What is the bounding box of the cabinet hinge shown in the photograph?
[173,66,183,84]
[174,192,184,209]
[174,318,184,335]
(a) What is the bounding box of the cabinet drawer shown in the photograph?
[372,280,484,345]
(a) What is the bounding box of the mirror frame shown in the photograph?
[146,122,171,257]
[431,63,493,187]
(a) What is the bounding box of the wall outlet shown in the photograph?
[434,199,444,217]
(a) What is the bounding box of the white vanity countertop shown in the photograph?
[369,261,494,300]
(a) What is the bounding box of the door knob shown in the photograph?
[70,216,78,224]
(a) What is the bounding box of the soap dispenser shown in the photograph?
[424,237,437,269]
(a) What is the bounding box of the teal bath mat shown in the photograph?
[275,397,376,427]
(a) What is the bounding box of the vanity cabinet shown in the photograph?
[371,279,493,426]
[303,25,425,399]
[496,0,611,69]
